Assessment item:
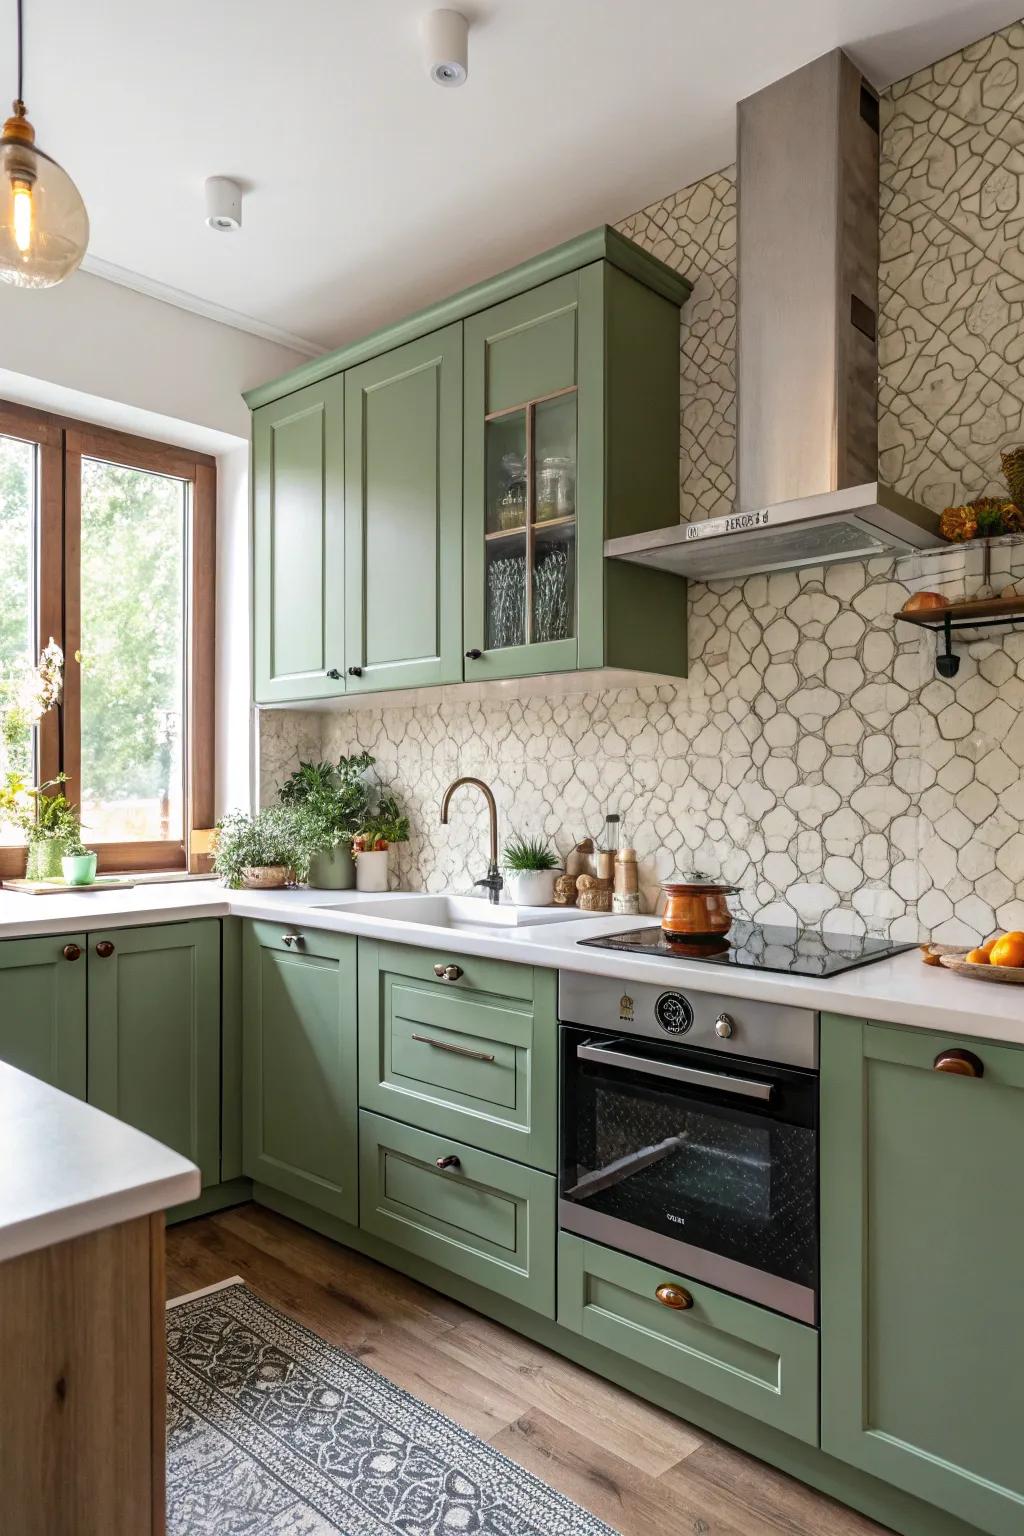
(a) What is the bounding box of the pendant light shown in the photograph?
[0,0,88,288]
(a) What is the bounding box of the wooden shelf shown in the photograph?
[485,515,576,543]
[897,593,1024,631]
[485,524,527,542]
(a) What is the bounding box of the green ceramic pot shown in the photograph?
[307,844,355,890]
[25,839,64,881]
[62,852,98,886]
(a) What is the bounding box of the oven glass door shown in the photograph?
[560,1026,818,1303]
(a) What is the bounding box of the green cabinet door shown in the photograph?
[87,921,221,1185]
[821,1016,1024,1536]
[344,326,463,692]
[0,933,87,1096]
[242,920,358,1223]
[252,376,346,703]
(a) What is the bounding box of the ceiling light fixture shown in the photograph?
[0,0,88,288]
[205,177,242,233]
[421,9,469,87]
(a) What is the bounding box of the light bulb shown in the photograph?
[12,176,33,253]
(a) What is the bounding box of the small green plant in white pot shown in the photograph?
[353,794,410,892]
[61,840,97,886]
[502,835,560,907]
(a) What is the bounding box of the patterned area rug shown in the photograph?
[166,1278,619,1535]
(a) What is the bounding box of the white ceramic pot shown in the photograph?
[506,869,557,907]
[355,848,389,892]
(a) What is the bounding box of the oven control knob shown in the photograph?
[715,1013,734,1039]
[654,992,694,1035]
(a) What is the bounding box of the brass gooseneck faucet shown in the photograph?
[440,777,503,904]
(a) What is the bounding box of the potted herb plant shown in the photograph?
[212,807,301,889]
[502,834,560,907]
[61,839,98,886]
[353,792,411,892]
[278,752,374,890]
[0,773,82,881]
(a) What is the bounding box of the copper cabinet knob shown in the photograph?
[95,940,115,959]
[933,1048,984,1079]
[62,943,81,962]
[433,963,463,982]
[435,1155,461,1171]
[655,1283,693,1311]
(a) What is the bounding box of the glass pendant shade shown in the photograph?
[0,108,89,288]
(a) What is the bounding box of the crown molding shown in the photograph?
[78,254,325,360]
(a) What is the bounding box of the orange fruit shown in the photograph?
[989,933,1024,968]
[981,937,999,956]
[965,948,990,965]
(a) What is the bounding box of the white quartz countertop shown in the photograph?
[0,881,1022,1046]
[0,1062,200,1262]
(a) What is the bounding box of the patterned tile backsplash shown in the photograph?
[256,22,1024,947]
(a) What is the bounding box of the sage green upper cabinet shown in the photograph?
[463,259,689,682]
[821,1017,1024,1536]
[87,921,221,1186]
[344,326,463,692]
[242,920,358,1224]
[252,376,345,703]
[0,933,86,1096]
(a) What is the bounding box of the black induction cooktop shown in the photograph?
[577,920,916,977]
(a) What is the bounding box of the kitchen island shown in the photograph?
[0,1061,199,1536]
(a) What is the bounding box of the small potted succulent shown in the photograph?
[212,807,301,889]
[61,839,98,886]
[502,834,560,907]
[353,793,410,892]
[278,752,374,890]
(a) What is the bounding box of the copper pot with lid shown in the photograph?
[661,878,737,939]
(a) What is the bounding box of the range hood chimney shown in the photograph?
[606,49,942,584]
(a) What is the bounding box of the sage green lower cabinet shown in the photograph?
[0,932,87,1096]
[87,921,221,1185]
[358,939,556,1170]
[821,1016,1024,1536]
[242,921,358,1223]
[558,1234,819,1445]
[359,1109,556,1318]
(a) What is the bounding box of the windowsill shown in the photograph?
[105,870,218,885]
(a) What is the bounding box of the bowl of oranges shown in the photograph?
[922,932,1024,985]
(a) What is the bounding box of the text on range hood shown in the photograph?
[606,49,942,584]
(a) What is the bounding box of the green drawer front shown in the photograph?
[359,1110,556,1318]
[557,1235,819,1445]
[360,938,535,1000]
[359,945,556,1170]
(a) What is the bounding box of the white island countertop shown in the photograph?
[0,880,1022,1046]
[0,1062,200,1262]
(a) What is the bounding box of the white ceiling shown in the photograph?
[6,0,1020,353]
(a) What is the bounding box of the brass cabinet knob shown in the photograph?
[933,1048,984,1079]
[435,1155,461,1171]
[655,1283,693,1311]
[62,943,81,962]
[95,940,115,959]
[433,962,463,982]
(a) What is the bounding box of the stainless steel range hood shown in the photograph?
[606,49,942,584]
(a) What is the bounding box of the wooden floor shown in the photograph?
[167,1204,888,1536]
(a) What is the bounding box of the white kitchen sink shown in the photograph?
[312,893,584,930]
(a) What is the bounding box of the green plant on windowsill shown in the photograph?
[0,772,82,880]
[212,807,302,890]
[501,834,559,872]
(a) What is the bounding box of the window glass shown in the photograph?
[78,458,187,844]
[0,433,36,840]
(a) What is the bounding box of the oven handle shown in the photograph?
[575,1040,774,1102]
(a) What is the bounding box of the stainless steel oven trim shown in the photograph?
[560,1201,817,1325]
[576,1040,774,1101]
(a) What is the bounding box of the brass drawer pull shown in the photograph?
[432,963,463,982]
[282,933,304,948]
[933,1048,984,1078]
[62,943,81,962]
[435,1155,461,1171]
[655,1283,693,1311]
[411,1033,495,1063]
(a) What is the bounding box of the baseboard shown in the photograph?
[168,1176,252,1225]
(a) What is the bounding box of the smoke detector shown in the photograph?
[421,9,468,86]
[205,177,242,232]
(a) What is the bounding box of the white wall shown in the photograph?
[0,268,308,813]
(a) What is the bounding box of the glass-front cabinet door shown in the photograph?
[464,274,584,679]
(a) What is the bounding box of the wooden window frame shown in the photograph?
[0,401,216,879]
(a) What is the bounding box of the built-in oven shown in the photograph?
[558,972,819,1324]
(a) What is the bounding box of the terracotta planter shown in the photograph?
[308,845,355,890]
[661,880,737,939]
[241,864,291,890]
